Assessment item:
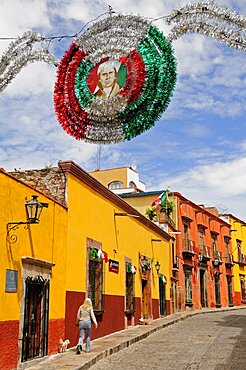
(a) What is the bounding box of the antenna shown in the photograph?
[96,145,101,170]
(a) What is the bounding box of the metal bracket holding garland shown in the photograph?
[0,1,245,144]
[54,14,177,144]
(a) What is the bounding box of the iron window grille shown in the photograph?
[125,265,135,313]
[240,275,246,302]
[88,254,104,313]
[185,270,193,305]
[22,276,49,362]
[215,274,221,306]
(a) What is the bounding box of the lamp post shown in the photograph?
[198,253,203,263]
[7,195,48,243]
[213,258,219,266]
[25,195,48,224]
[155,261,161,275]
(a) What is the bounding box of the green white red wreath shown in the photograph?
[54,14,177,144]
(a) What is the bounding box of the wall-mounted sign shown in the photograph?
[109,259,119,273]
[5,269,18,292]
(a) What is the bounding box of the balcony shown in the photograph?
[159,211,176,228]
[236,254,246,266]
[198,246,210,264]
[225,254,234,268]
[182,239,195,259]
[172,256,179,270]
[212,251,223,266]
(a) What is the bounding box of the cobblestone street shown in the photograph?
[90,309,246,370]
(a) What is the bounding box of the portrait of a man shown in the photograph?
[93,60,121,100]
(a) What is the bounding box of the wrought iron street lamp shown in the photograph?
[25,195,48,224]
[198,253,203,263]
[155,261,161,275]
[7,195,48,243]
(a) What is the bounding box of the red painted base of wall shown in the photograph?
[152,299,159,318]
[65,291,85,346]
[0,320,19,370]
[65,292,148,347]
[48,319,66,355]
[0,318,65,370]
[134,297,141,325]
[152,299,171,318]
[233,292,246,306]
[166,300,171,316]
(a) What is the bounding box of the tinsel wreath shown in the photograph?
[54,14,177,144]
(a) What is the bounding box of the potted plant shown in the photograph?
[160,200,173,216]
[145,207,157,221]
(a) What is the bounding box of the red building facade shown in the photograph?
[172,193,234,311]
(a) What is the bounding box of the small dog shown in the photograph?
[59,339,70,353]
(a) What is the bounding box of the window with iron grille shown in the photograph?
[88,254,104,312]
[215,274,221,305]
[237,239,243,262]
[240,275,246,302]
[185,269,192,305]
[211,234,217,257]
[125,264,135,313]
[199,229,205,250]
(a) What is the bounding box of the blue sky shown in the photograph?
[0,0,245,219]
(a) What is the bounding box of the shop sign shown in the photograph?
[109,259,119,273]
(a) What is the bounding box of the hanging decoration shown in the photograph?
[54,14,177,144]
[159,274,167,284]
[0,31,58,92]
[127,263,137,274]
[90,247,108,262]
[0,2,245,143]
[166,1,246,51]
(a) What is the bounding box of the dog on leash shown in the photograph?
[59,339,70,353]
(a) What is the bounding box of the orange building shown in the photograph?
[172,193,233,310]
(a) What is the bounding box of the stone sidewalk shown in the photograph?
[24,306,246,370]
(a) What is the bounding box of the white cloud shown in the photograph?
[2,63,56,97]
[157,155,246,219]
[0,1,51,54]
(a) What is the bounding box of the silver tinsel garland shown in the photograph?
[166,1,246,29]
[0,1,245,92]
[167,22,245,51]
[166,1,246,51]
[0,31,58,92]
[76,14,150,65]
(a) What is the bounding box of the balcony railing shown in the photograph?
[183,239,195,252]
[237,254,246,266]
[199,245,210,261]
[212,250,223,266]
[225,254,234,267]
[182,239,195,259]
[172,255,179,270]
[159,212,176,228]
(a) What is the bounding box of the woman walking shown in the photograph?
[76,298,98,354]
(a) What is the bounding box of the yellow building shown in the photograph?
[222,214,246,305]
[90,166,146,194]
[59,161,171,344]
[3,161,171,369]
[0,168,67,370]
